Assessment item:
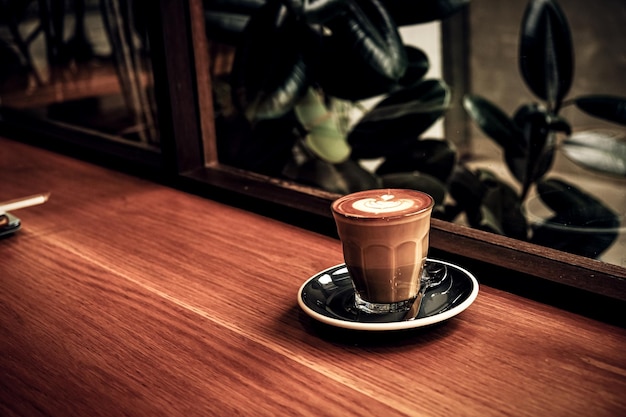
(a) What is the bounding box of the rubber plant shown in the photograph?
[460,0,626,258]
[206,0,625,259]
[205,0,468,206]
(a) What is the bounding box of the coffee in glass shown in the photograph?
[331,189,435,314]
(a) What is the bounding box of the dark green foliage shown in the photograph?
[348,80,450,158]
[230,0,312,120]
[221,0,450,196]
[518,0,573,109]
[211,0,623,260]
[397,46,430,88]
[312,0,408,101]
[382,0,470,26]
[462,0,624,258]
[284,157,381,194]
[375,139,456,183]
[575,95,626,126]
[227,115,302,176]
[530,179,619,258]
[561,130,626,177]
[381,172,447,206]
[463,95,524,155]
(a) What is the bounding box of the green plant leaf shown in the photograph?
[334,159,383,192]
[204,12,251,44]
[530,178,619,258]
[375,139,457,183]
[519,0,573,109]
[508,106,562,189]
[475,206,505,235]
[230,0,311,120]
[476,170,527,239]
[380,172,447,205]
[531,221,618,259]
[561,130,626,176]
[535,178,586,213]
[218,111,302,175]
[295,88,351,163]
[312,0,407,100]
[575,95,626,126]
[448,167,527,237]
[547,114,572,135]
[203,0,265,44]
[396,46,430,88]
[512,105,556,198]
[448,165,485,223]
[463,94,523,155]
[381,0,470,26]
[348,79,450,158]
[282,0,350,23]
[285,157,381,194]
[536,178,618,224]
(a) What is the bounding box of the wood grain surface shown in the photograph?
[1,137,625,417]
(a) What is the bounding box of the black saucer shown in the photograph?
[298,258,479,331]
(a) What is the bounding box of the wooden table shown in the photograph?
[1,137,625,417]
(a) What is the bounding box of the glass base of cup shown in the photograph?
[354,293,417,314]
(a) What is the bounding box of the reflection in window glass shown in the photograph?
[0,0,159,147]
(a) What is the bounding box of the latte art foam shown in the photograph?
[332,189,433,219]
[352,194,415,214]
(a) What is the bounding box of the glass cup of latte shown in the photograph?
[331,189,435,314]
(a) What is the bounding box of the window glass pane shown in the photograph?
[200,0,626,268]
[0,0,159,148]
